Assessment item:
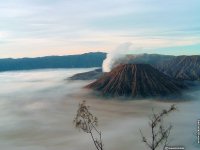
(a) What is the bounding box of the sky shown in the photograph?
[0,0,199,58]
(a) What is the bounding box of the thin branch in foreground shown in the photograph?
[140,104,177,150]
[74,100,104,150]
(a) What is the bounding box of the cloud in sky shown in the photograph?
[0,0,199,58]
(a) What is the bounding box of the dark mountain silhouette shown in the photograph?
[69,68,103,80]
[67,54,200,81]
[69,54,174,80]
[155,55,200,81]
[109,53,174,70]
[85,64,187,98]
[0,52,106,72]
[118,54,200,81]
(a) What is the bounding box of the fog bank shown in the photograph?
[0,69,199,150]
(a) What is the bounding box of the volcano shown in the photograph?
[85,64,187,98]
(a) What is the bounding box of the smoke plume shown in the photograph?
[102,43,133,72]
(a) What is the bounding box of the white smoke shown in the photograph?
[102,42,133,72]
[102,42,132,72]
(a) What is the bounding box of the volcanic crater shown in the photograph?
[85,64,187,98]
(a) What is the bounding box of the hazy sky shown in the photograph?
[0,0,199,58]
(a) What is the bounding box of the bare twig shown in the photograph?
[140,105,176,150]
[74,100,104,150]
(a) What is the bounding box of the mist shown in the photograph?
[0,68,199,150]
[102,42,150,72]
[102,42,132,72]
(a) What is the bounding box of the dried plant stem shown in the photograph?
[74,100,103,150]
[140,104,176,150]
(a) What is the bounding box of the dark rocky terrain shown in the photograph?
[112,54,200,81]
[70,54,200,81]
[85,64,187,98]
[69,69,103,80]
[155,55,200,81]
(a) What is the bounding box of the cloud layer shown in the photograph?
[0,0,200,58]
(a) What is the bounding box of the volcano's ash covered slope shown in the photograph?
[156,55,200,81]
[86,64,187,97]
[69,69,103,80]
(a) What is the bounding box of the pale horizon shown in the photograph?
[0,0,200,58]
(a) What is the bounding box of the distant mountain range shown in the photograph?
[124,54,200,81]
[70,54,200,81]
[128,54,200,80]
[85,64,187,98]
[0,52,106,72]
[156,55,200,81]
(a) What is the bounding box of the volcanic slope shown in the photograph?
[86,64,187,97]
[156,55,200,81]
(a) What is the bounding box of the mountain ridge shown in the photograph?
[156,55,200,80]
[86,64,187,98]
[0,52,106,72]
